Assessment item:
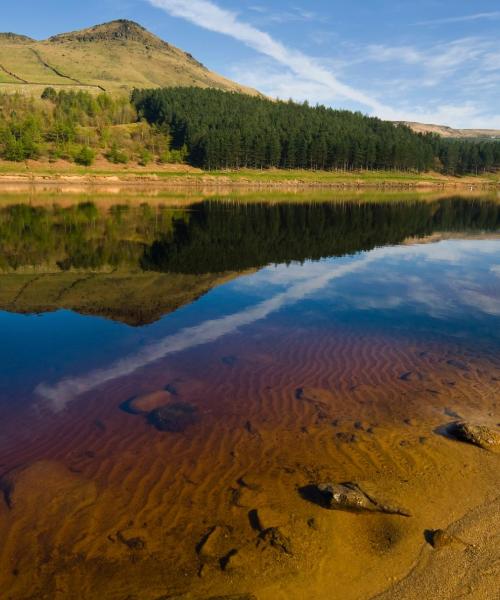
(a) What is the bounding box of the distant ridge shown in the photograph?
[399,121,500,140]
[0,32,34,43]
[0,20,258,95]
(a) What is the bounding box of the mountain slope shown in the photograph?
[0,270,243,326]
[399,121,500,140]
[0,20,258,95]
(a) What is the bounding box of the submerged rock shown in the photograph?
[197,525,228,558]
[425,529,454,549]
[447,421,500,452]
[300,482,411,516]
[251,506,288,531]
[117,528,147,550]
[425,528,469,550]
[121,390,173,415]
[148,402,199,432]
[257,527,293,555]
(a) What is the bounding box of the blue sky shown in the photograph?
[3,1,500,127]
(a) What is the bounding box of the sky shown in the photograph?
[3,0,500,128]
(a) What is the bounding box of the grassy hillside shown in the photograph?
[0,20,257,95]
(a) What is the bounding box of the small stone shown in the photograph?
[448,421,500,452]
[148,402,198,433]
[196,525,229,559]
[258,527,292,555]
[399,371,425,382]
[219,548,238,570]
[117,528,148,551]
[300,482,410,517]
[252,506,288,531]
[197,526,226,558]
[427,529,454,549]
[426,528,468,550]
[121,390,173,415]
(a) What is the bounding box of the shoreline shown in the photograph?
[0,166,498,190]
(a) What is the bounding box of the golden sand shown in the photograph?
[1,326,499,599]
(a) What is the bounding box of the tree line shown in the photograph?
[142,197,500,274]
[2,197,498,274]
[1,86,500,174]
[133,87,500,175]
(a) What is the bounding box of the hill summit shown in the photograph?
[49,19,169,50]
[0,20,257,95]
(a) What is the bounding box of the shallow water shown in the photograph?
[0,191,499,599]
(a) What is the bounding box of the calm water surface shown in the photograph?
[0,194,499,418]
[1,191,499,599]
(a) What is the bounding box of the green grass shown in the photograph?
[0,161,498,187]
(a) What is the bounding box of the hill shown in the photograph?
[0,19,257,95]
[0,271,242,326]
[399,121,500,140]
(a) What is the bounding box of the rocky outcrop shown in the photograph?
[49,20,170,49]
[446,421,500,452]
[300,482,411,516]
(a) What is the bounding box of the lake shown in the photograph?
[0,190,499,600]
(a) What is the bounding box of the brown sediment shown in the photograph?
[0,325,498,599]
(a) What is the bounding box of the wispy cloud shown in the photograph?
[340,37,500,126]
[145,0,500,127]
[364,37,495,79]
[417,12,500,26]
[146,0,387,113]
[248,5,321,25]
[35,254,377,411]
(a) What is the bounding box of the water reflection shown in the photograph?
[0,195,499,325]
[33,238,500,411]
[0,193,499,411]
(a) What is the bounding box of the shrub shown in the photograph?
[106,143,128,164]
[138,148,153,166]
[41,87,57,103]
[75,146,95,166]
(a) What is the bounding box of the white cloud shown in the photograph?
[248,5,321,24]
[145,1,499,127]
[460,288,500,316]
[146,0,387,113]
[230,61,345,105]
[339,37,500,126]
[417,12,500,26]
[35,252,377,411]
